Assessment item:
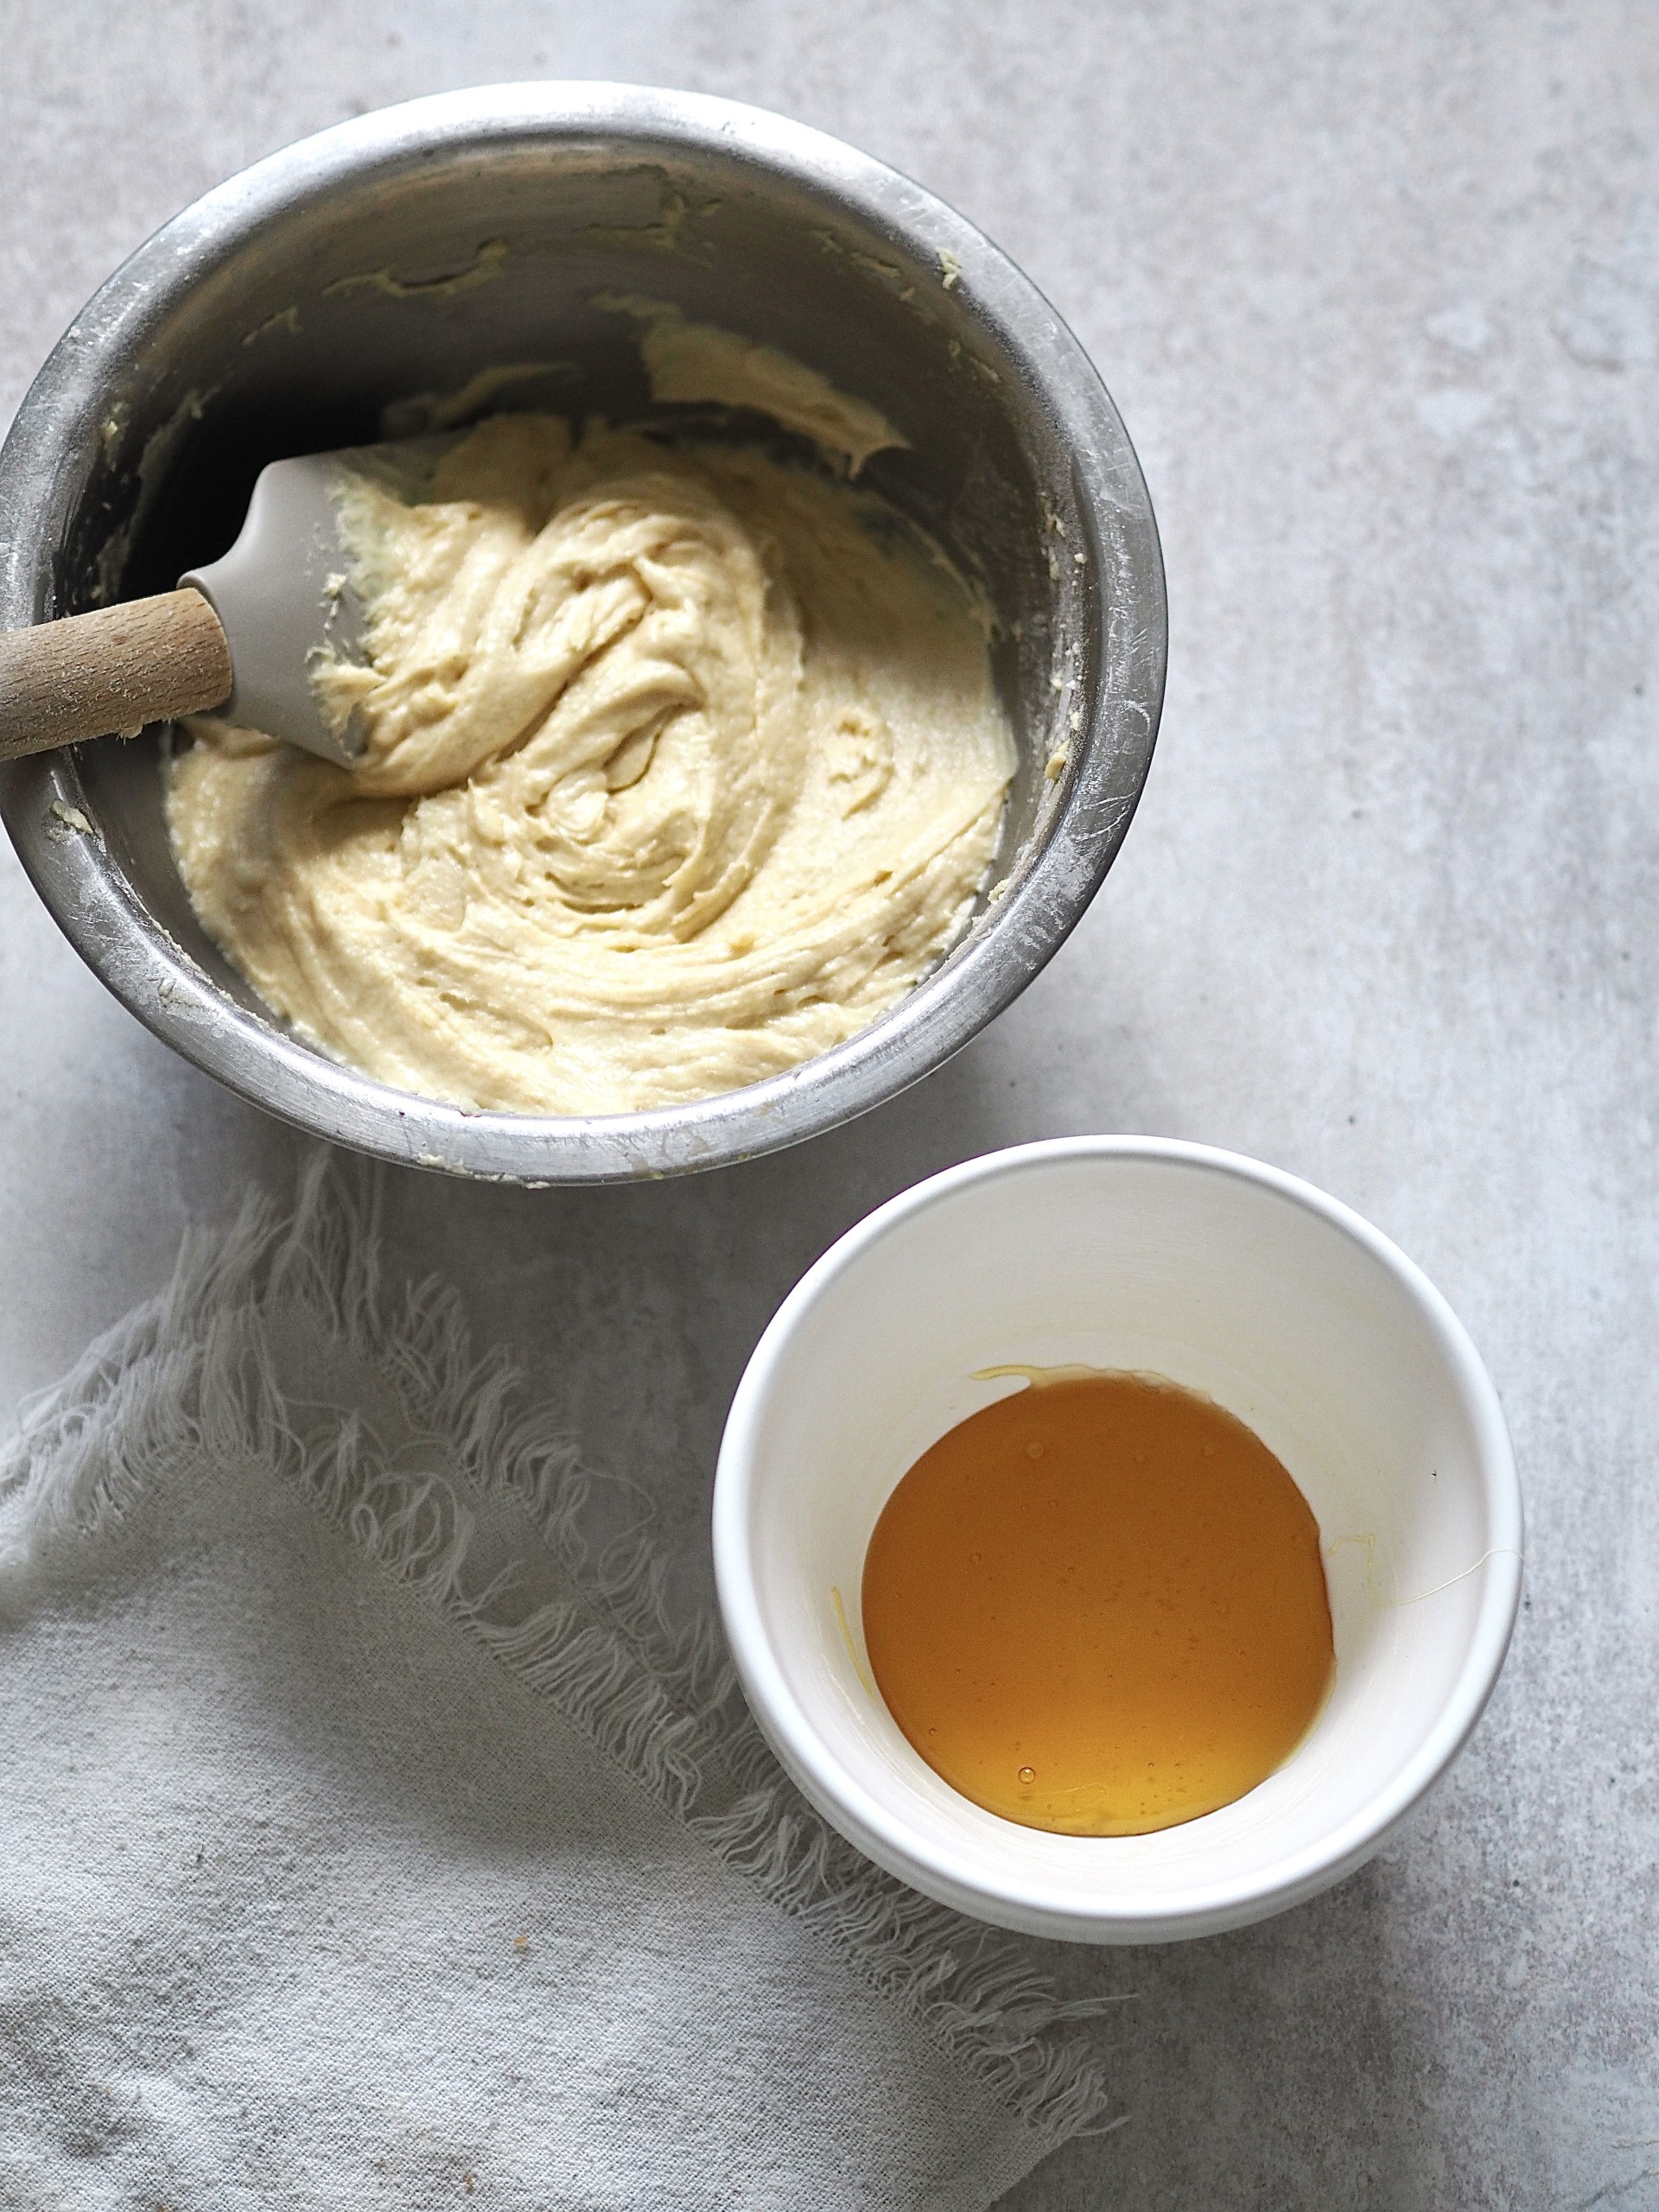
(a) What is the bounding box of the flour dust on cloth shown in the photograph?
[0,1165,1117,2211]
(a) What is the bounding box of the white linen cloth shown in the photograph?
[0,1161,1115,2209]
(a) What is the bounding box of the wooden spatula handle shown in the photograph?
[0,588,233,763]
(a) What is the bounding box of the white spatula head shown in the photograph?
[181,454,369,766]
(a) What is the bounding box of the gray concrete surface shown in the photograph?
[2,3,1656,2204]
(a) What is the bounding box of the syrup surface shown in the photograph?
[861,1370,1335,1835]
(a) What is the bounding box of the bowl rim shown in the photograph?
[712,1135,1524,1942]
[0,80,1166,1184]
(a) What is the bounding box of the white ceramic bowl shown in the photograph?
[713,1137,1522,1943]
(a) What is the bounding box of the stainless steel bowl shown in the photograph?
[0,84,1165,1183]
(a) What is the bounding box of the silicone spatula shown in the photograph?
[0,453,368,766]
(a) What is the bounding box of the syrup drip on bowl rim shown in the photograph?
[860,1368,1336,1837]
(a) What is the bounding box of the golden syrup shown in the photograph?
[861,1370,1335,1835]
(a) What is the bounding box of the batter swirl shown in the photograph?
[167,415,1014,1116]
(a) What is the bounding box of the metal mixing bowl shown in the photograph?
[0,84,1165,1182]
